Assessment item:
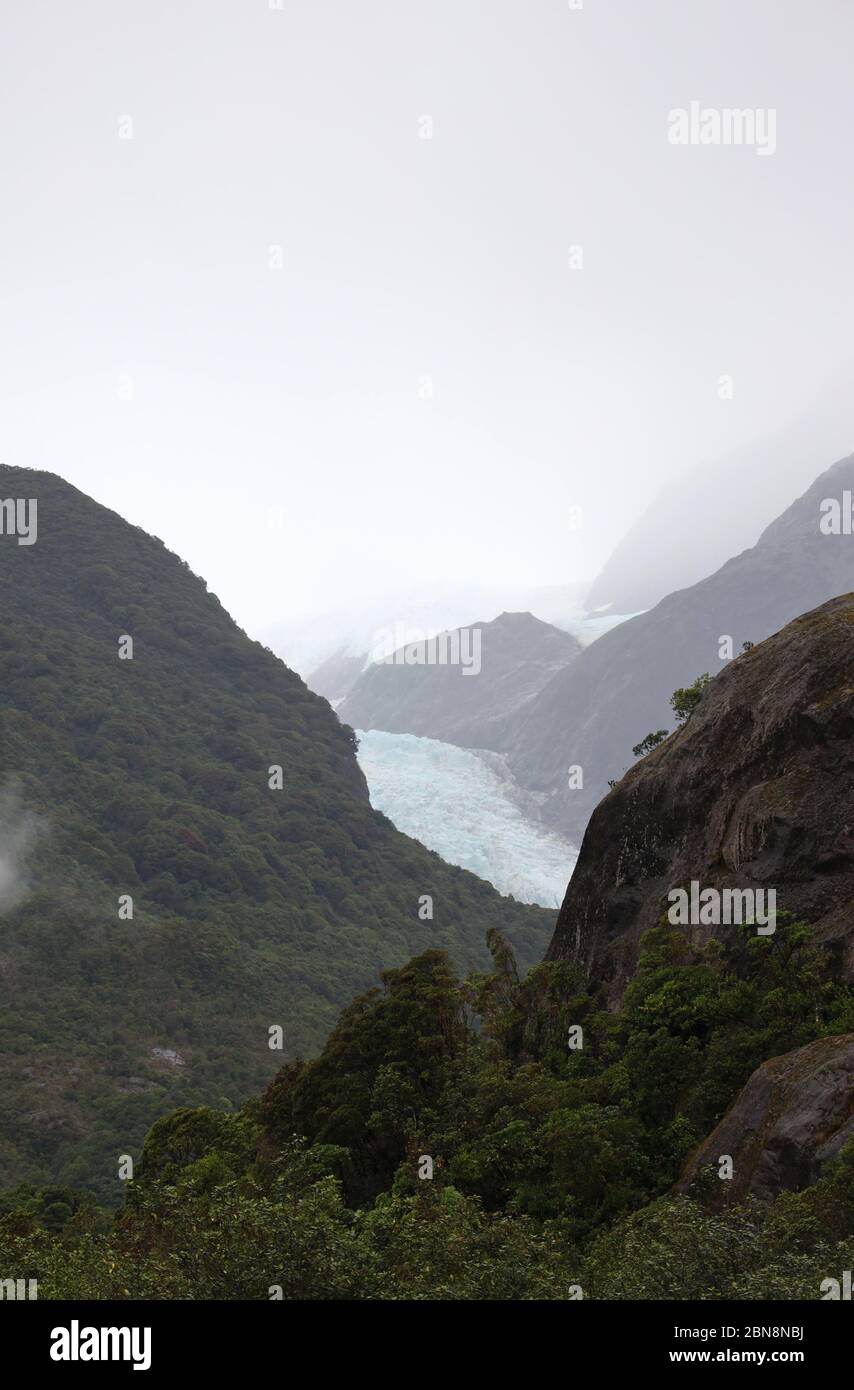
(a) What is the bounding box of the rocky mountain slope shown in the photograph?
[677,1035,854,1204]
[338,611,580,748]
[500,453,854,842]
[546,593,854,1000]
[0,465,552,1198]
[304,647,367,706]
[587,378,854,614]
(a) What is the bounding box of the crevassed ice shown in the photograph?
[356,729,576,909]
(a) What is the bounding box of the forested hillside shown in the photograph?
[2,925,851,1299]
[0,466,552,1199]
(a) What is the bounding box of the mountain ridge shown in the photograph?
[0,464,552,1198]
[338,610,580,748]
[497,453,854,842]
[546,592,854,1001]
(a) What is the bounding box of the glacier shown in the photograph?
[356,728,577,908]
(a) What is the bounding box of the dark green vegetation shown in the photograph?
[669,672,712,724]
[631,674,713,760]
[0,466,551,1200]
[633,663,756,765]
[3,918,852,1298]
[631,729,668,758]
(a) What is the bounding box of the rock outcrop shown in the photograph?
[546,593,854,999]
[677,1035,854,1202]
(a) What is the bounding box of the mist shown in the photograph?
[0,787,41,914]
[2,0,853,641]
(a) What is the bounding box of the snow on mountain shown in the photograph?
[559,610,645,646]
[356,728,576,909]
[261,578,590,680]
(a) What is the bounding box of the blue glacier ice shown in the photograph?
[356,729,577,909]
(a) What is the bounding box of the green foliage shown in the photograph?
[630,675,717,765]
[0,467,552,1199]
[258,951,467,1206]
[670,672,712,722]
[632,730,669,758]
[583,1142,854,1299]
[0,471,850,1298]
[2,918,843,1300]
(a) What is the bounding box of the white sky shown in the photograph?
[2,0,853,636]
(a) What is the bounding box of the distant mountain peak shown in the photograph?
[338,610,581,749]
[500,450,854,844]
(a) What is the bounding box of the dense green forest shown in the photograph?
[0,466,551,1200]
[2,920,852,1299]
[2,466,852,1298]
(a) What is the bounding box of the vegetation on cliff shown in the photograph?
[0,466,551,1200]
[2,919,851,1298]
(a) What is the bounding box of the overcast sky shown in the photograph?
[2,0,853,638]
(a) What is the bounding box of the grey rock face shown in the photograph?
[499,453,854,844]
[587,379,854,615]
[546,592,854,999]
[338,611,580,749]
[676,1035,854,1202]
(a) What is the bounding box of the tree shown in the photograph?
[670,673,712,723]
[632,730,669,758]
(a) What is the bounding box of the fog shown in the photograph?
[0,787,41,914]
[2,0,853,642]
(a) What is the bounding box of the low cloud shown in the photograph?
[0,786,42,913]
